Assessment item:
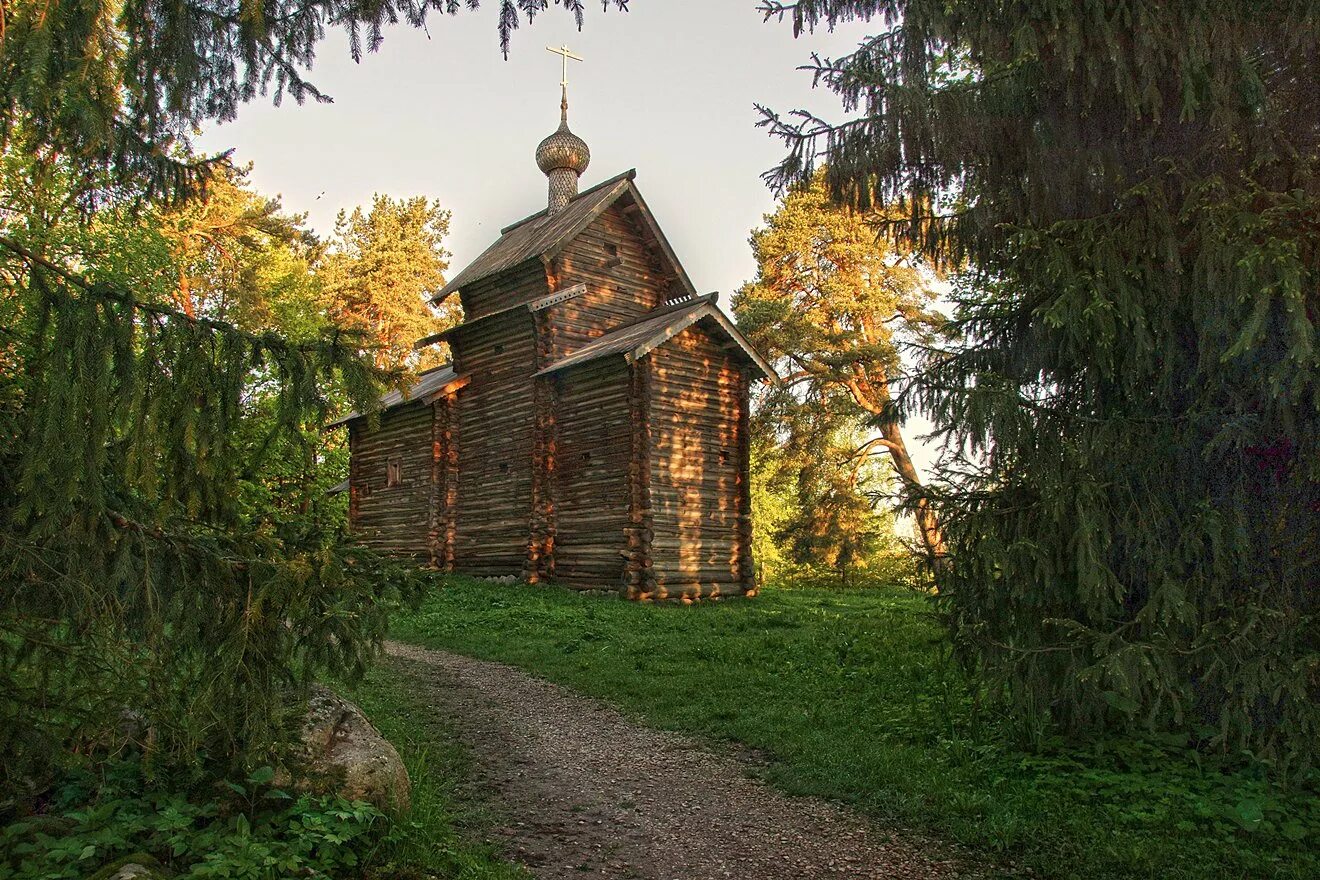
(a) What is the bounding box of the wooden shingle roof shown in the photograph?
[534,294,777,382]
[327,363,470,427]
[432,170,698,305]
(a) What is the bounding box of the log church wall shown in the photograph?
[544,205,667,359]
[347,402,436,561]
[551,357,633,588]
[646,323,752,597]
[451,309,539,576]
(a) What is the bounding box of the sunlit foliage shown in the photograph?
[320,195,457,370]
[735,171,942,564]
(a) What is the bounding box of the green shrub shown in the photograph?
[0,760,386,880]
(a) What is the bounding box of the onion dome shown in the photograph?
[536,86,590,214]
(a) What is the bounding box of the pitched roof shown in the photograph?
[327,363,469,428]
[534,294,778,382]
[432,170,698,305]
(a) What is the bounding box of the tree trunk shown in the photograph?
[878,417,947,569]
[845,375,948,569]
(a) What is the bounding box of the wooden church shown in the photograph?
[335,80,775,600]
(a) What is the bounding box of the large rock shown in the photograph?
[87,854,170,880]
[296,685,411,814]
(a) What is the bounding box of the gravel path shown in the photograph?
[384,641,976,880]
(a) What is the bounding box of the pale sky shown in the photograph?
[195,2,938,475]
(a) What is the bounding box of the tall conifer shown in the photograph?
[762,1,1319,765]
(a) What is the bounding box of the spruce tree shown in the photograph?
[1,0,630,203]
[0,141,420,795]
[761,1,1320,766]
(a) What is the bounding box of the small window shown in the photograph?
[605,243,618,257]
[498,462,509,474]
[720,447,732,465]
[582,451,592,464]
[493,344,504,355]
[386,457,402,488]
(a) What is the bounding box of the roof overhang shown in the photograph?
[326,369,471,428]
[534,296,778,383]
[628,303,778,382]
[430,170,699,307]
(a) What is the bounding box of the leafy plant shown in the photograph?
[0,760,385,880]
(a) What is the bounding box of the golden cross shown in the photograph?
[546,44,584,88]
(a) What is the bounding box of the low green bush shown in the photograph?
[0,760,385,880]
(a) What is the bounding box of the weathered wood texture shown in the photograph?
[348,402,436,560]
[348,184,762,598]
[544,204,667,359]
[427,393,460,570]
[459,259,549,321]
[646,321,751,598]
[450,308,540,576]
[551,357,633,589]
[625,359,656,598]
[526,308,558,583]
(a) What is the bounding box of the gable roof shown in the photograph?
[432,170,698,305]
[327,363,470,428]
[534,294,778,382]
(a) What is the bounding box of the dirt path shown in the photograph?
[384,641,976,880]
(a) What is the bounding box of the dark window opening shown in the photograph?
[386,457,403,488]
[605,243,618,257]
[498,462,509,474]
[493,344,504,354]
[719,447,731,465]
[582,451,592,464]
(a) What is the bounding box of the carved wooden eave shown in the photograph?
[527,282,588,312]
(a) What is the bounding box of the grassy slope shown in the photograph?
[346,669,528,880]
[384,576,1316,880]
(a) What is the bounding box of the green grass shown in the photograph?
[345,668,527,880]
[381,575,1318,880]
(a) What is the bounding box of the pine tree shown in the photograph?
[319,195,456,370]
[160,163,321,330]
[734,171,944,562]
[761,1,1320,766]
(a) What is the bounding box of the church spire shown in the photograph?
[536,46,590,215]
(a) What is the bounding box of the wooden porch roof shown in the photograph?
[534,294,778,382]
[327,363,470,428]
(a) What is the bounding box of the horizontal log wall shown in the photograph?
[547,204,667,360]
[647,321,750,598]
[551,357,633,589]
[459,259,549,320]
[451,308,539,576]
[348,402,436,560]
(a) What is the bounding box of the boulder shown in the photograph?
[87,854,170,880]
[107,864,165,880]
[295,685,411,814]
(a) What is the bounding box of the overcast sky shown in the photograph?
[195,3,938,474]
